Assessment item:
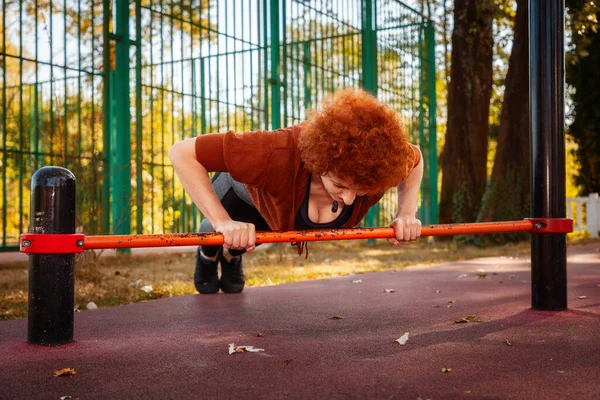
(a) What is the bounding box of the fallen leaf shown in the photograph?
[558,370,565,374]
[441,367,452,373]
[129,279,143,287]
[478,273,488,279]
[435,290,441,293]
[432,305,441,308]
[256,333,264,338]
[577,296,587,299]
[228,343,265,354]
[505,340,513,346]
[352,279,363,284]
[448,300,456,304]
[458,274,469,279]
[395,332,409,345]
[454,316,482,324]
[329,316,344,320]
[383,289,395,293]
[53,368,76,377]
[282,360,293,366]
[140,285,153,293]
[237,346,265,353]
[229,343,244,354]
[508,275,517,280]
[60,396,73,400]
[447,305,453,308]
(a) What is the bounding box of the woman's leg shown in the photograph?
[195,173,269,294]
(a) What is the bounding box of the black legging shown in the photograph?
[199,173,270,257]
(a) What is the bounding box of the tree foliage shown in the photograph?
[566,0,600,195]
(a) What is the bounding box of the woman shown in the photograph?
[169,88,423,294]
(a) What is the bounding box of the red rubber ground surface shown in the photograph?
[1,244,599,399]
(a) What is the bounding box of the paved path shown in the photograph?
[1,244,599,399]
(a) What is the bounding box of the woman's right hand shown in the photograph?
[214,220,257,252]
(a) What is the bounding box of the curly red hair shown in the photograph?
[298,88,414,194]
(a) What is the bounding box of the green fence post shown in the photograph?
[269,0,281,130]
[135,0,143,234]
[303,42,311,111]
[361,0,379,234]
[102,0,111,235]
[114,0,132,251]
[418,22,427,224]
[426,21,438,224]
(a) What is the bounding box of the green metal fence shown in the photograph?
[0,0,436,252]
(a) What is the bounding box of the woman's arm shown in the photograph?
[169,138,232,227]
[396,147,424,218]
[389,147,424,244]
[168,138,256,250]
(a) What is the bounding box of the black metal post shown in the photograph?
[28,167,76,345]
[529,0,567,310]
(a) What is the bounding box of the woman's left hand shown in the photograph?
[388,216,422,246]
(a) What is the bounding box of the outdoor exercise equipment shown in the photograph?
[19,165,573,346]
[19,0,568,347]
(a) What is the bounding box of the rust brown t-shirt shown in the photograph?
[194,125,421,231]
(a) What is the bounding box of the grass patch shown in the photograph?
[1,236,595,321]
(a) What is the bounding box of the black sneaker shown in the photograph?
[194,248,219,294]
[219,253,245,293]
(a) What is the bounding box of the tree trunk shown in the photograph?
[477,0,530,232]
[439,0,495,223]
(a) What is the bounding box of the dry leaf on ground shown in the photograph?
[454,315,482,323]
[140,285,153,293]
[228,343,265,354]
[329,315,345,320]
[383,289,395,293]
[53,368,76,377]
[395,332,409,345]
[441,367,452,373]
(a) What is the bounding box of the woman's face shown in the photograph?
[320,173,367,205]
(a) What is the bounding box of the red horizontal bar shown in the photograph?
[83,220,537,250]
[20,233,85,254]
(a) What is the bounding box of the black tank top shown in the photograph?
[294,175,353,230]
